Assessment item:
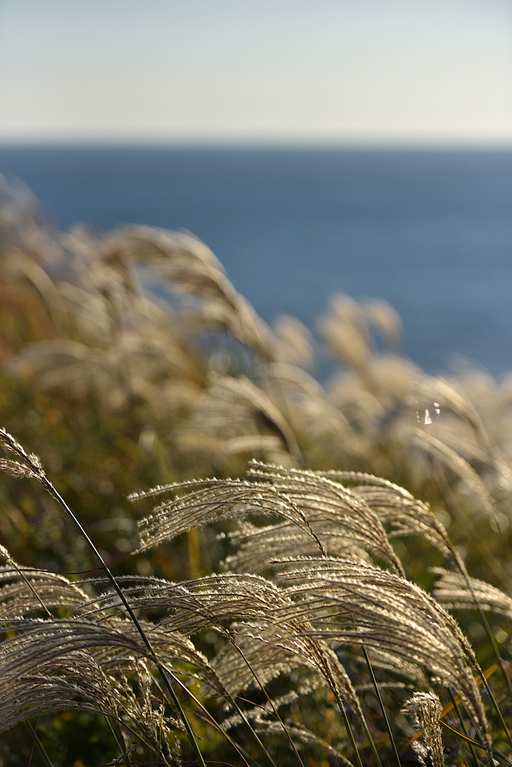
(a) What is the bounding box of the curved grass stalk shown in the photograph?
[0,429,206,767]
[450,554,512,750]
[362,646,401,767]
[428,474,512,751]
[158,583,306,767]
[157,657,282,767]
[447,688,480,767]
[440,720,512,766]
[24,720,55,767]
[334,691,365,767]
[42,477,207,767]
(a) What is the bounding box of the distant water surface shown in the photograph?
[1,146,511,377]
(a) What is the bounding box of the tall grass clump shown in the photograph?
[1,177,512,764]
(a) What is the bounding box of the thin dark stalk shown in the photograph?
[183,705,270,767]
[105,716,132,767]
[157,583,300,767]
[362,646,402,767]
[451,552,512,750]
[358,713,384,767]
[40,475,207,767]
[223,630,306,767]
[331,687,364,767]
[431,465,511,752]
[440,720,512,767]
[24,720,55,767]
[155,662,262,767]
[447,688,480,767]
[2,555,53,618]
[328,665,383,767]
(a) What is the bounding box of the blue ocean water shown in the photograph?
[1,146,511,377]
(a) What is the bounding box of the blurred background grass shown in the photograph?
[1,180,512,764]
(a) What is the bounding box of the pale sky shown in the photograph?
[1,0,511,146]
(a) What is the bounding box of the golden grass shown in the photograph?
[1,177,512,765]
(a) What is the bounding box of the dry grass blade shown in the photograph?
[0,247,69,334]
[107,657,181,764]
[254,363,352,430]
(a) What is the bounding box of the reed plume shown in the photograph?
[2,181,512,765]
[402,692,445,767]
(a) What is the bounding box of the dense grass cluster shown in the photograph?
[1,176,512,766]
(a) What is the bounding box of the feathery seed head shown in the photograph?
[402,691,444,767]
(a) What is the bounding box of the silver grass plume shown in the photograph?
[272,314,316,368]
[316,468,452,556]
[401,691,444,767]
[317,294,403,392]
[109,658,181,763]
[355,648,428,689]
[80,572,369,762]
[245,462,404,575]
[0,556,89,619]
[251,362,368,463]
[93,226,279,361]
[0,428,45,484]
[133,477,325,555]
[0,619,140,727]
[275,557,491,750]
[222,518,372,574]
[0,645,119,732]
[253,362,353,435]
[9,334,202,413]
[189,372,303,464]
[411,428,497,520]
[0,611,215,762]
[81,572,362,716]
[433,568,512,619]
[317,294,373,373]
[412,375,491,453]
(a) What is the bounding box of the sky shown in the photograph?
[1,0,511,146]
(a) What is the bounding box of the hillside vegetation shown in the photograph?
[1,177,512,766]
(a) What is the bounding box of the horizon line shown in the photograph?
[1,130,512,152]
[1,138,512,152]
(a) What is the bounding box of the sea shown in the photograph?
[1,146,511,379]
